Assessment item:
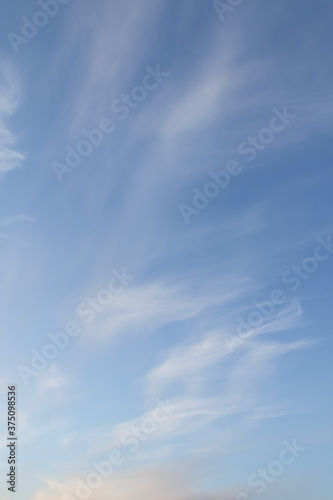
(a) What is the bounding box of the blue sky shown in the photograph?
[0,1,332,499]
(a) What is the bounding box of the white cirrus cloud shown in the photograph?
[0,61,24,174]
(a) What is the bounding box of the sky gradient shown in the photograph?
[0,1,332,499]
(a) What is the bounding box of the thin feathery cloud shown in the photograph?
[83,397,223,459]
[229,338,314,389]
[85,277,249,341]
[0,61,24,174]
[145,299,307,397]
[146,331,230,396]
[46,0,166,136]
[246,299,305,337]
